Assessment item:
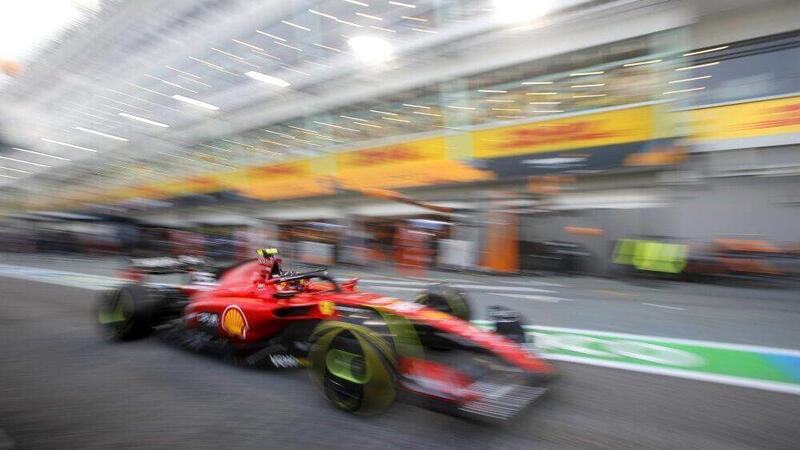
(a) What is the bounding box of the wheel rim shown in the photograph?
[324,331,366,410]
[98,291,133,337]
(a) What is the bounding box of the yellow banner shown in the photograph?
[689,96,800,141]
[240,160,333,200]
[336,136,446,169]
[338,159,495,190]
[472,106,655,159]
[213,168,251,192]
[335,136,493,189]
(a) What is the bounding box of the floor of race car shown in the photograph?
[1,255,799,449]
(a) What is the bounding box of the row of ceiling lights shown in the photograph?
[4,2,721,187]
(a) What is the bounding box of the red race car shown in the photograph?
[96,249,556,420]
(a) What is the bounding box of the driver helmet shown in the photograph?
[256,248,283,276]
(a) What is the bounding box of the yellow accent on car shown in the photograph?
[318,301,336,316]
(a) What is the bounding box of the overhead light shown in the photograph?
[75,127,129,142]
[663,87,706,95]
[40,138,98,152]
[313,43,343,53]
[401,16,427,22]
[281,20,311,32]
[0,155,50,167]
[670,75,712,84]
[344,0,369,6]
[530,110,564,113]
[340,115,369,122]
[260,139,291,148]
[312,121,360,132]
[402,103,430,109]
[570,84,605,88]
[412,111,441,117]
[165,66,201,79]
[478,89,508,93]
[287,125,319,134]
[683,45,728,57]
[232,39,264,52]
[188,57,239,76]
[263,129,296,139]
[0,166,31,174]
[569,71,604,76]
[274,41,303,52]
[356,12,383,21]
[369,109,396,116]
[623,59,662,67]
[245,71,290,87]
[491,108,521,112]
[12,148,70,161]
[572,94,606,98]
[383,116,410,123]
[352,122,383,129]
[348,35,393,64]
[172,94,220,111]
[0,174,17,180]
[493,0,553,23]
[143,74,196,93]
[526,92,558,95]
[255,30,286,42]
[446,105,476,110]
[119,112,169,128]
[529,101,561,105]
[522,81,553,85]
[675,61,719,71]
[369,25,396,33]
[389,1,416,7]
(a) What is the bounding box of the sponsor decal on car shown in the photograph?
[318,300,336,316]
[221,305,248,338]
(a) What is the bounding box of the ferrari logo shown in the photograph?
[318,301,336,316]
[221,305,248,338]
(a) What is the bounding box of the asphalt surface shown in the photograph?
[1,254,800,449]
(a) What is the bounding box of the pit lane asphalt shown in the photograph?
[1,263,799,449]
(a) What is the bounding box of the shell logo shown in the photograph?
[318,301,336,317]
[221,305,248,338]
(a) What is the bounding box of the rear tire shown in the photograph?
[414,284,472,321]
[96,284,156,341]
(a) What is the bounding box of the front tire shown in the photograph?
[309,322,397,415]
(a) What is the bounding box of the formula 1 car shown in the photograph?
[96,249,555,420]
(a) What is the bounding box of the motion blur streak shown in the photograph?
[1,0,800,448]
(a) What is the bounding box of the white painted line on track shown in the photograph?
[495,279,565,288]
[525,325,800,356]
[547,354,800,396]
[451,284,557,294]
[643,303,686,311]
[491,293,571,303]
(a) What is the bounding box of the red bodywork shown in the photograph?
[179,260,554,375]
